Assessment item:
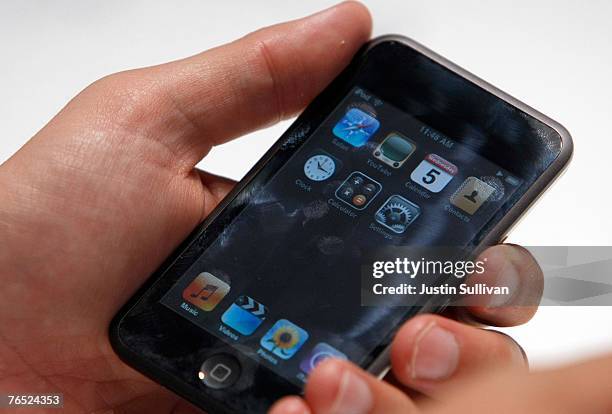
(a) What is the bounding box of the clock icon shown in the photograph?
[304,154,336,181]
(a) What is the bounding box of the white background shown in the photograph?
[1,0,611,368]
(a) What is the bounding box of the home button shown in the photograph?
[198,354,241,389]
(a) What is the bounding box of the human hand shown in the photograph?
[271,244,545,414]
[0,2,542,413]
[271,349,612,414]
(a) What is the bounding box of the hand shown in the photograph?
[0,2,541,413]
[271,352,612,414]
[270,244,544,414]
[429,354,612,414]
[0,3,371,412]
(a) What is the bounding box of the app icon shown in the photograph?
[304,153,336,181]
[372,132,417,168]
[374,195,421,234]
[410,154,458,193]
[260,319,309,360]
[332,108,380,147]
[221,295,268,336]
[335,172,382,210]
[183,272,230,311]
[450,177,495,214]
[299,343,347,375]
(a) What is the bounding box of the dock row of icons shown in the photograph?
[183,272,346,373]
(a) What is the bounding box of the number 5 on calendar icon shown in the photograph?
[410,154,458,193]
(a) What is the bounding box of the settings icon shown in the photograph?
[374,195,421,234]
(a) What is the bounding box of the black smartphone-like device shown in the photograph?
[110,36,572,413]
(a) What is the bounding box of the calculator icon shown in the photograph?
[335,171,382,210]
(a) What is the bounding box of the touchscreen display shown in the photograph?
[160,87,522,386]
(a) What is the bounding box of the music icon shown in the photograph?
[183,272,230,311]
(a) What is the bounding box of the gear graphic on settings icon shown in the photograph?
[374,195,421,234]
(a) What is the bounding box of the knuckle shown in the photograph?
[75,71,183,171]
[251,38,285,120]
[84,70,166,128]
[242,31,306,122]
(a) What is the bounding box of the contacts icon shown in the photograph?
[450,177,495,215]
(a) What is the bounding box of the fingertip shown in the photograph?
[302,1,372,60]
[269,396,311,414]
[283,1,372,45]
[464,244,543,326]
[328,1,373,37]
[304,358,344,408]
[305,359,376,414]
[307,359,418,413]
[234,0,373,128]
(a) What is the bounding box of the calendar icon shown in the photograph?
[410,154,458,193]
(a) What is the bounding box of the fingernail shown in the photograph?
[411,322,459,381]
[328,369,373,414]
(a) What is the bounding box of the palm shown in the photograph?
[0,95,230,413]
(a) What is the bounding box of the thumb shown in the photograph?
[12,1,371,174]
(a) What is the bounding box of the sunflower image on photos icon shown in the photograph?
[260,319,309,360]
